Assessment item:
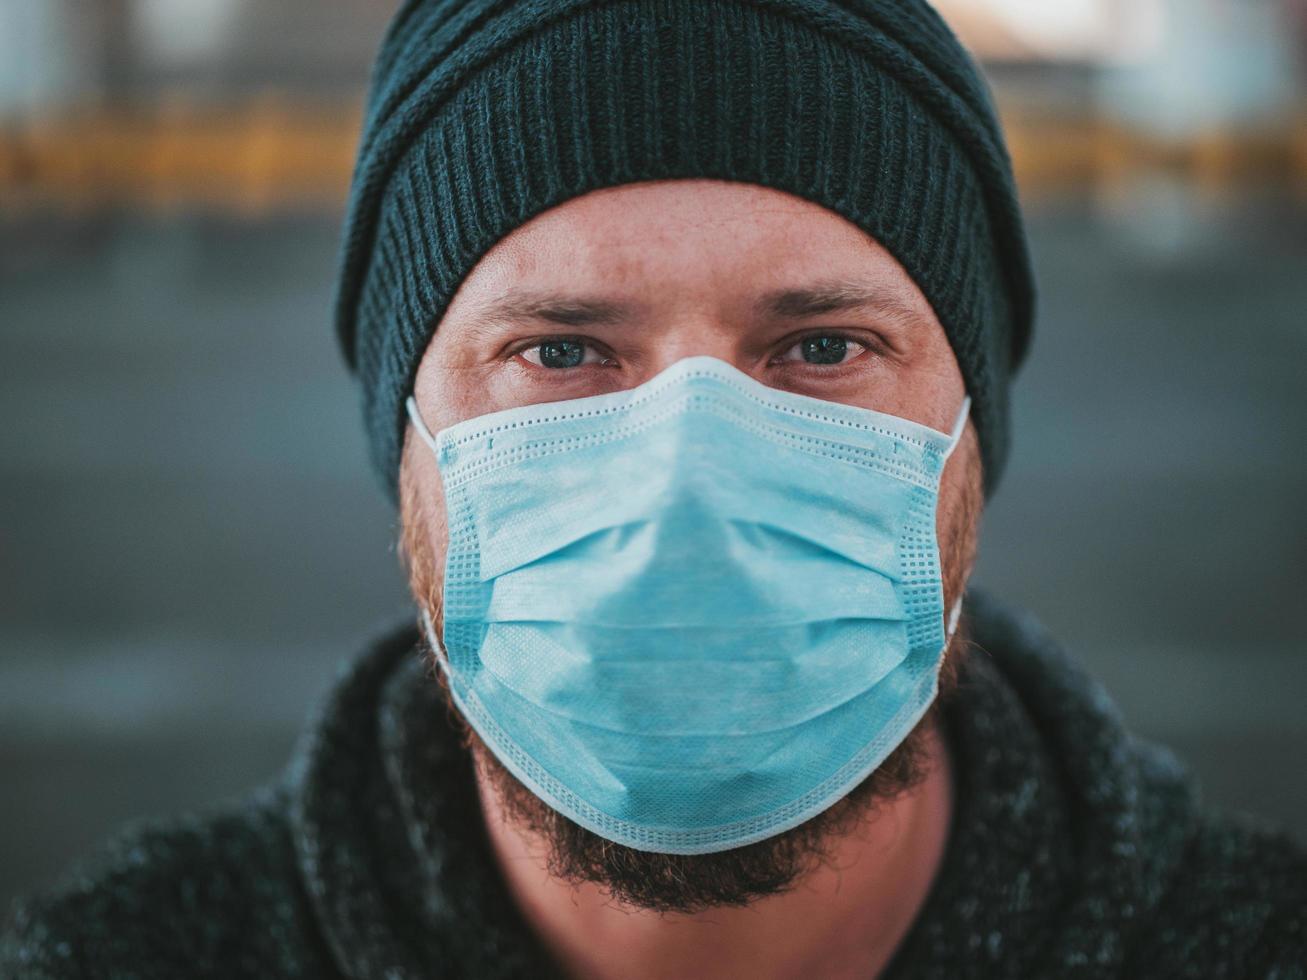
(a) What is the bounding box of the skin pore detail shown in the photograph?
[397,178,985,980]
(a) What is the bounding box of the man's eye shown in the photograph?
[777,334,868,366]
[518,339,608,369]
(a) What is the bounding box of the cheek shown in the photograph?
[419,451,450,549]
[934,423,982,600]
[400,433,453,600]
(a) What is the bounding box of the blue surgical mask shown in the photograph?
[406,356,968,855]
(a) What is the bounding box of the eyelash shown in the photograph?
[769,332,876,368]
[510,336,614,369]
[509,332,880,372]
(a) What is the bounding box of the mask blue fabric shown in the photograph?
[406,356,968,854]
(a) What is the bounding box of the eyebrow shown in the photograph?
[466,278,924,333]
[755,280,922,323]
[470,292,635,329]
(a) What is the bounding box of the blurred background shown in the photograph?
[2,0,1305,909]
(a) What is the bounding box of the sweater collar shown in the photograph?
[286,591,1197,979]
[883,591,1198,978]
[286,625,555,980]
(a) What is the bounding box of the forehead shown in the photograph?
[447,178,936,317]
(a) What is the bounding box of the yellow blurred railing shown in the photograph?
[0,97,364,215]
[1001,105,1307,203]
[2,96,1305,215]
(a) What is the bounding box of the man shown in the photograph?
[4,1,1305,978]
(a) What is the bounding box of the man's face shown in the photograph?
[400,178,983,914]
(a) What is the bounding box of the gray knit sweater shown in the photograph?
[4,591,1306,979]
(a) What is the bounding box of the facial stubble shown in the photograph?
[397,431,981,915]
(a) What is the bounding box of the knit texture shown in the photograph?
[5,591,1305,979]
[334,0,1037,504]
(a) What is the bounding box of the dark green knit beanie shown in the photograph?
[335,0,1035,503]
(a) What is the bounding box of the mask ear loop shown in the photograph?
[406,395,441,456]
[940,394,971,643]
[941,394,971,466]
[405,386,472,699]
[419,605,454,675]
[945,596,965,642]
[408,400,454,662]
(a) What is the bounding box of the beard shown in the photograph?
[398,436,981,915]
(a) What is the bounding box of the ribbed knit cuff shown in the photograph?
[337,0,1031,503]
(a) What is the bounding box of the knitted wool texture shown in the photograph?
[6,592,1307,977]
[334,0,1037,503]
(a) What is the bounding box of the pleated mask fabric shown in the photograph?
[407,356,967,853]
